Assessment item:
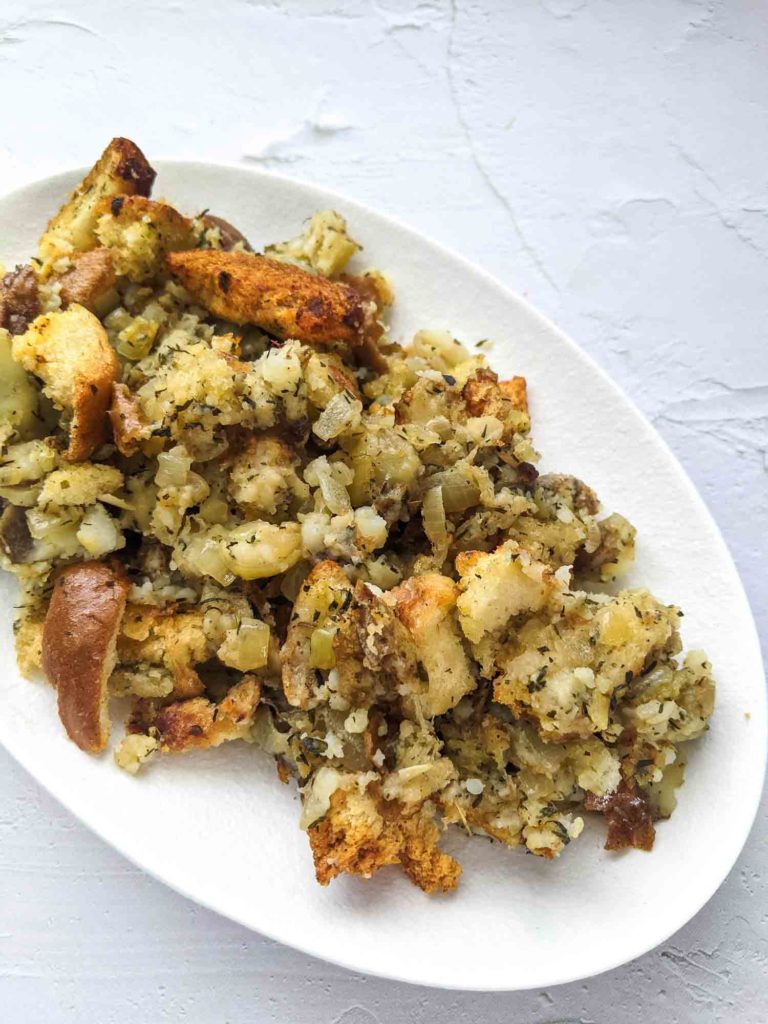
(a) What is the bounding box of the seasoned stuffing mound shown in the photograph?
[0,139,715,893]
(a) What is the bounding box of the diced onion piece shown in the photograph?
[309,626,337,670]
[306,455,351,515]
[0,440,56,487]
[155,445,192,488]
[313,392,362,442]
[437,466,480,513]
[218,618,270,671]
[177,530,235,586]
[422,485,447,549]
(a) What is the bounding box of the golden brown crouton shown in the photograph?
[462,368,529,434]
[12,305,120,462]
[118,604,213,698]
[42,562,129,753]
[152,676,262,753]
[280,560,353,708]
[392,574,476,716]
[56,249,117,315]
[455,541,559,644]
[109,383,147,456]
[14,607,45,678]
[166,250,371,350]
[39,138,156,260]
[96,196,194,281]
[308,786,460,893]
[38,464,123,508]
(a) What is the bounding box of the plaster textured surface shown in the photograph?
[0,1,765,1020]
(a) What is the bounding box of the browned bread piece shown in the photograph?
[39,138,155,261]
[55,249,117,315]
[392,573,475,716]
[95,196,195,281]
[151,676,262,753]
[308,787,461,893]
[462,367,529,425]
[12,304,120,462]
[166,250,371,350]
[42,562,129,753]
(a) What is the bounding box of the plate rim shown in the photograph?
[0,157,765,992]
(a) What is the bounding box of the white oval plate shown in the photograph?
[0,162,764,991]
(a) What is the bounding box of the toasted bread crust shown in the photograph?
[151,676,262,753]
[280,560,353,708]
[42,562,129,753]
[166,250,370,349]
[39,138,155,260]
[462,368,529,427]
[393,573,458,637]
[309,788,460,893]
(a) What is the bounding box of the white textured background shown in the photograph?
[0,0,766,1020]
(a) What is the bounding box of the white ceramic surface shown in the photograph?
[0,162,764,992]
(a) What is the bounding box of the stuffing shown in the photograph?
[0,265,40,335]
[307,780,460,893]
[493,589,682,740]
[196,213,252,252]
[0,504,34,563]
[118,594,249,696]
[14,608,45,678]
[455,541,560,644]
[38,464,123,508]
[227,434,308,516]
[109,383,147,455]
[39,137,156,261]
[1,138,714,893]
[304,349,360,409]
[144,675,261,753]
[462,367,529,435]
[11,305,120,462]
[392,574,476,716]
[266,210,361,278]
[95,196,194,281]
[280,560,353,708]
[166,250,373,353]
